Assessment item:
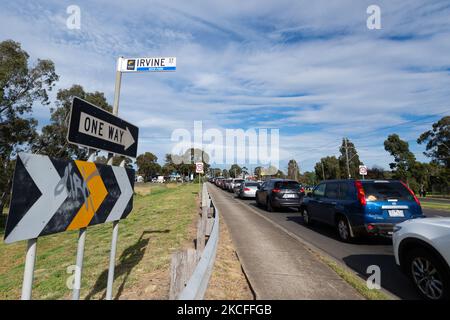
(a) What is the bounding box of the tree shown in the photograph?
[287,159,300,181]
[136,152,161,181]
[95,155,133,168]
[254,166,262,180]
[384,134,416,182]
[299,171,316,186]
[210,168,222,177]
[314,156,340,180]
[229,164,242,178]
[417,116,450,168]
[33,84,112,159]
[339,138,362,179]
[0,40,58,213]
[222,169,229,178]
[366,165,390,179]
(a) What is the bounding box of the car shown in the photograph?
[301,179,424,242]
[255,179,305,212]
[223,178,233,190]
[236,181,260,198]
[393,217,450,300]
[229,178,244,192]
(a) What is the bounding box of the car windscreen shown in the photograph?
[362,181,414,201]
[244,182,259,186]
[274,181,300,189]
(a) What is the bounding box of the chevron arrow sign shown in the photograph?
[4,153,135,244]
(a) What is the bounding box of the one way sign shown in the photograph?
[68,97,139,158]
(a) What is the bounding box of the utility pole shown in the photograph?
[321,160,325,181]
[344,138,351,179]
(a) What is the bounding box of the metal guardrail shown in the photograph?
[178,183,219,300]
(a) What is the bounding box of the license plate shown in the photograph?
[284,194,297,198]
[388,209,404,217]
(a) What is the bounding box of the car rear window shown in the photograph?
[234,179,244,183]
[245,182,259,186]
[362,181,414,201]
[274,181,300,189]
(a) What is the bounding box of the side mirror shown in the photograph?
[307,192,313,198]
[257,185,261,190]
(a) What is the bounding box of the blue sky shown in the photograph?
[1,0,450,172]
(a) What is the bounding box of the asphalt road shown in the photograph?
[212,184,450,300]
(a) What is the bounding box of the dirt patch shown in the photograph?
[205,215,254,300]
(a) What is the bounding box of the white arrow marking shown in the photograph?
[105,167,133,222]
[5,153,68,243]
[123,126,135,150]
[78,112,135,150]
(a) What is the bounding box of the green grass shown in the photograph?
[420,201,450,212]
[316,254,392,300]
[0,183,198,300]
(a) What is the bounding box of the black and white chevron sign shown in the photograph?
[4,153,135,244]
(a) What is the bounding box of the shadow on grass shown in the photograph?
[0,213,7,234]
[85,229,170,300]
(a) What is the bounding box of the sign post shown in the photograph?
[104,56,176,300]
[21,238,37,300]
[359,165,368,180]
[195,162,204,195]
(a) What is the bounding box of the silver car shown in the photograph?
[237,181,260,198]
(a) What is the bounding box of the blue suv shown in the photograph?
[301,179,424,242]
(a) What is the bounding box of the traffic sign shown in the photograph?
[118,57,176,72]
[195,162,204,174]
[4,153,135,243]
[67,97,139,158]
[359,165,368,176]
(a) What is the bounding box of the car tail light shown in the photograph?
[300,187,305,193]
[272,188,281,193]
[400,181,421,206]
[355,180,366,206]
[244,188,250,191]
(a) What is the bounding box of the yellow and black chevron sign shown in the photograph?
[4,153,135,243]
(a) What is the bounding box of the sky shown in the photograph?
[1,0,450,173]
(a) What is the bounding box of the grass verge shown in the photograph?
[204,215,254,300]
[314,252,392,300]
[421,202,450,212]
[0,183,198,300]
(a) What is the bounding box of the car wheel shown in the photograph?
[302,208,313,226]
[266,198,274,212]
[336,216,351,242]
[406,247,450,300]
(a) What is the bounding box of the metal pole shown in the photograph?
[105,58,123,300]
[72,227,87,300]
[345,138,351,179]
[106,220,119,300]
[21,238,37,300]
[72,151,95,300]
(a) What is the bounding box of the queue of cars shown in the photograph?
[210,176,450,300]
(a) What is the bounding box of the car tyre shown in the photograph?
[336,216,351,242]
[405,247,450,300]
[266,197,274,212]
[302,207,313,226]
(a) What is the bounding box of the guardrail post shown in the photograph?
[169,248,196,299]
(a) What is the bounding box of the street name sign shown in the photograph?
[67,97,139,158]
[4,153,135,243]
[118,57,176,72]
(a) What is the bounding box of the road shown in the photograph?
[211,184,450,300]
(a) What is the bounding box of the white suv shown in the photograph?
[393,217,450,300]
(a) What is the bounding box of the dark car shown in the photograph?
[301,179,424,242]
[255,179,305,212]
